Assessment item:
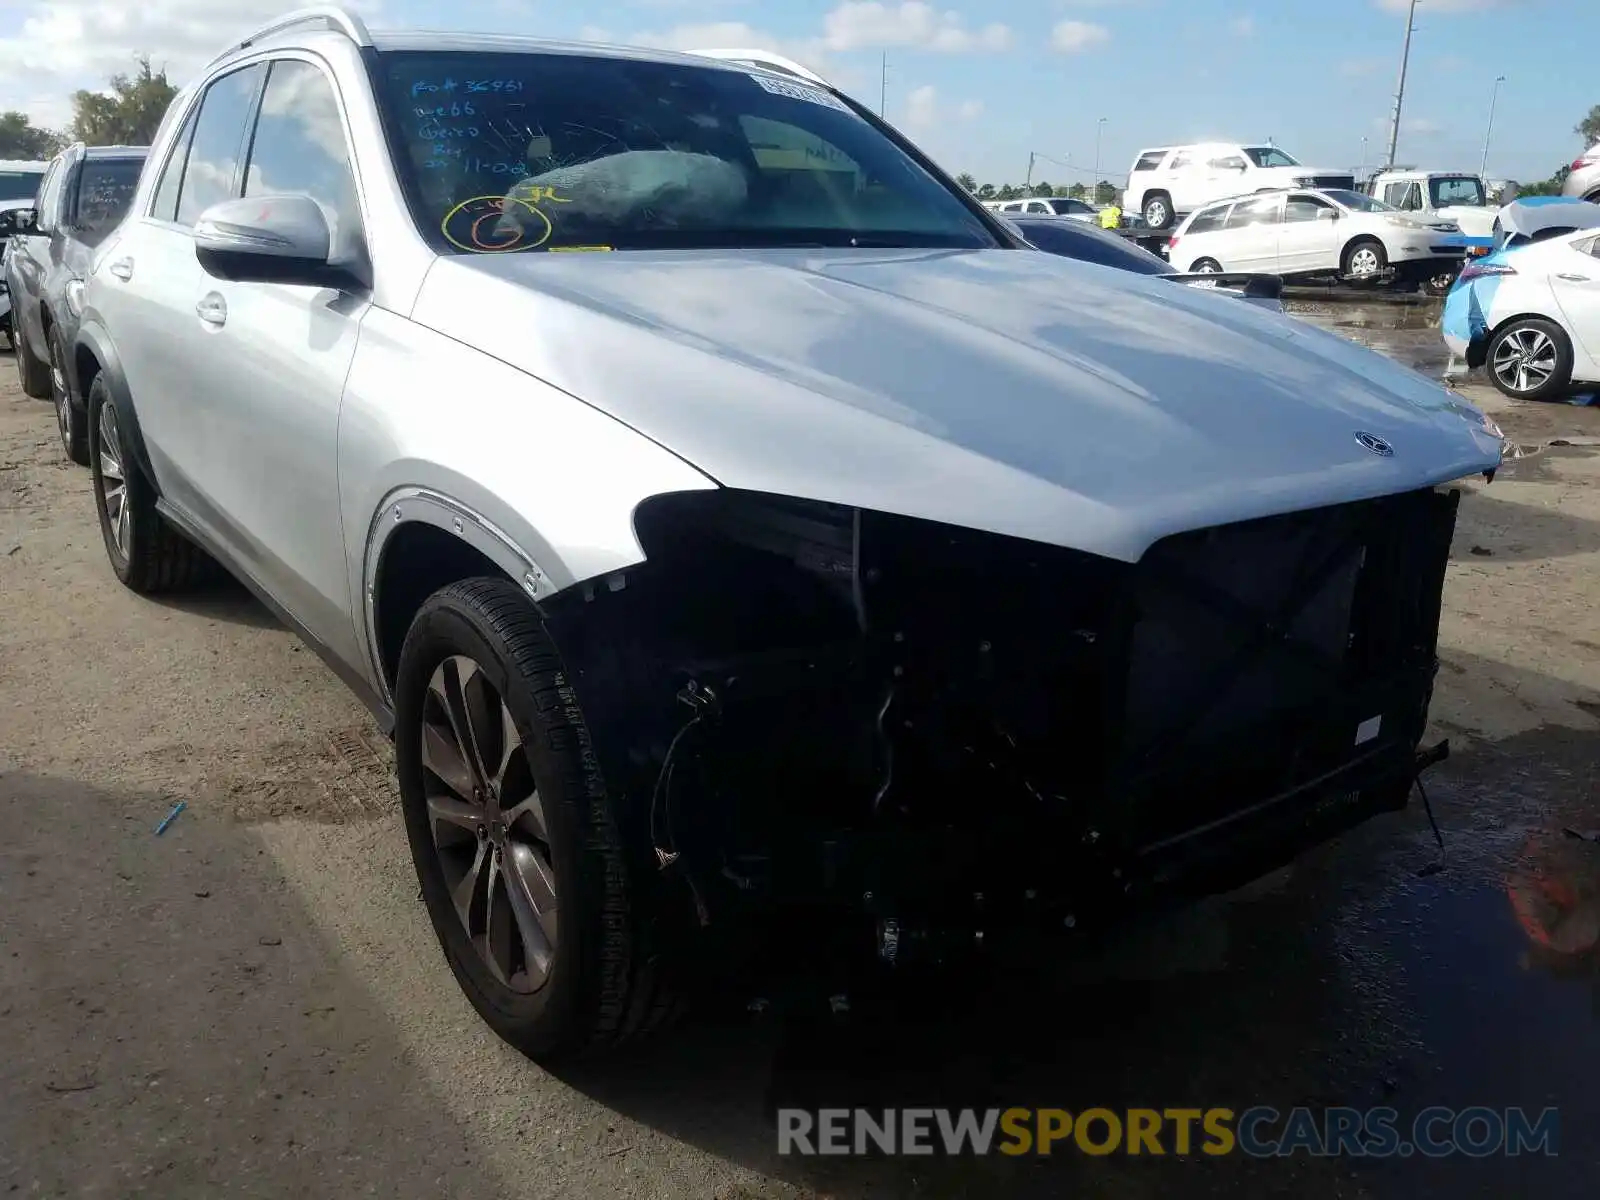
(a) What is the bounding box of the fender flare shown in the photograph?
[360,486,562,705]
[73,319,160,493]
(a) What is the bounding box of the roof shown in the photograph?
[368,29,817,78]
[83,145,149,161]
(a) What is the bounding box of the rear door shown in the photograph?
[102,63,265,502]
[1217,193,1284,271]
[1550,234,1600,368]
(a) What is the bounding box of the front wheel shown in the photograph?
[1486,317,1573,402]
[1189,258,1222,274]
[1142,192,1174,230]
[49,326,87,465]
[1342,238,1388,280]
[395,576,682,1061]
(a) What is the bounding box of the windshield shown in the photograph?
[1323,188,1396,213]
[1044,198,1092,215]
[373,50,997,253]
[1430,176,1486,208]
[74,158,144,245]
[1242,147,1300,168]
[0,169,45,203]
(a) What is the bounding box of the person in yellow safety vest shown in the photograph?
[1098,202,1122,230]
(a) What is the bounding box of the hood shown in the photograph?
[411,247,1503,563]
[1437,205,1495,236]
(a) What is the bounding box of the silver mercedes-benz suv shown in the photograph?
[74,6,1502,1062]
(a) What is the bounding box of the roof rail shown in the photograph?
[687,47,830,88]
[207,5,372,68]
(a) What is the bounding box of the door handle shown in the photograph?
[1555,272,1591,282]
[108,257,133,281]
[195,293,227,327]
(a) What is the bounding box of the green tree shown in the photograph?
[0,111,64,160]
[69,56,177,146]
[976,182,996,199]
[955,172,977,192]
[1032,181,1054,197]
[1093,179,1117,205]
[1516,166,1571,197]
[1066,181,1087,199]
[1577,104,1600,147]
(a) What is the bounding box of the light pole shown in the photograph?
[1480,75,1506,178]
[1093,116,1107,195]
[1384,0,1419,168]
[1360,135,1369,175]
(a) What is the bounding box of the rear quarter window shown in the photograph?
[1133,151,1168,171]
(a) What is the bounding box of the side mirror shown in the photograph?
[1320,208,1340,221]
[0,207,41,237]
[193,195,366,290]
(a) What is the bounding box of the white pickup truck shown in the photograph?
[1362,170,1498,241]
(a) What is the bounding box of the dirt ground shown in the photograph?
[2,329,1599,1199]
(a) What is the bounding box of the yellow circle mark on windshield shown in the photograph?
[441,194,554,254]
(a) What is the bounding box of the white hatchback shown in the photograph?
[1166,188,1465,283]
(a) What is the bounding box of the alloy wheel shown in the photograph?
[422,655,558,993]
[1349,247,1381,277]
[50,344,71,450]
[1492,327,1557,395]
[1146,199,1169,227]
[97,402,130,558]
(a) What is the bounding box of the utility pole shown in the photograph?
[880,52,888,117]
[1093,116,1107,193]
[1480,75,1506,178]
[1026,151,1036,187]
[1384,0,1419,168]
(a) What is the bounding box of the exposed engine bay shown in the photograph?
[542,485,1461,968]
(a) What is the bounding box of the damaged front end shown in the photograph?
[540,485,1462,966]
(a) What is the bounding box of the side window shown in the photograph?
[242,59,362,247]
[1169,153,1191,171]
[175,64,265,228]
[1209,155,1247,171]
[1133,151,1167,172]
[1224,195,1281,228]
[1028,200,1050,213]
[1186,204,1230,234]
[150,101,201,222]
[1283,194,1335,223]
[33,160,63,227]
[1384,182,1420,211]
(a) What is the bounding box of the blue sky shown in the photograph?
[3,0,1594,187]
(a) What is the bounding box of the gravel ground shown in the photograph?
[2,318,1599,1199]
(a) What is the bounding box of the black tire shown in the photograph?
[1341,237,1388,280]
[1485,317,1573,402]
[395,576,681,1062]
[1142,191,1174,230]
[1189,257,1222,274]
[49,325,88,465]
[87,373,213,593]
[15,321,50,398]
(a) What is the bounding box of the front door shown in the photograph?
[1277,192,1343,274]
[179,56,371,659]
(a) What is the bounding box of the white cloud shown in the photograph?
[900,83,983,132]
[821,3,1012,53]
[578,24,618,42]
[628,20,835,77]
[1230,15,1254,35]
[0,0,383,130]
[1051,20,1110,52]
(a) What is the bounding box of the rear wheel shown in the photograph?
[1142,192,1174,230]
[1486,317,1573,402]
[49,326,87,465]
[1190,258,1222,274]
[14,322,49,398]
[88,374,213,593]
[395,576,682,1061]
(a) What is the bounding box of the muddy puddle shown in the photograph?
[1286,294,1450,378]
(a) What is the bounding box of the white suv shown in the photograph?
[1125,143,1355,230]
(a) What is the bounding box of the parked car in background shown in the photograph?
[0,159,50,347]
[76,10,1502,1065]
[1562,142,1600,202]
[1124,142,1355,231]
[3,143,147,463]
[1004,214,1285,311]
[1362,169,1497,241]
[1167,187,1464,284]
[1442,226,1600,401]
[991,195,1099,223]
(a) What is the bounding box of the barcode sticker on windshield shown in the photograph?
[749,73,851,113]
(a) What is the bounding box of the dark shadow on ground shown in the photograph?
[553,650,1600,1200]
[1452,468,1600,563]
[146,568,281,630]
[0,770,498,1199]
